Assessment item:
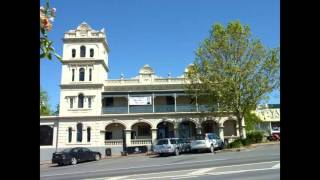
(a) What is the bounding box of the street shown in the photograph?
[40,144,280,180]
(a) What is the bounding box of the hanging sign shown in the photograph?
[129,96,152,105]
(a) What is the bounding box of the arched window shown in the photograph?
[70,98,73,109]
[72,69,75,81]
[68,127,72,143]
[80,46,86,57]
[79,68,85,81]
[87,127,91,142]
[78,94,84,108]
[89,69,92,81]
[90,48,94,57]
[72,49,76,58]
[77,123,83,142]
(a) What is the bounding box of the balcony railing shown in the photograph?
[102,104,213,114]
[176,104,197,112]
[105,139,123,146]
[154,105,175,112]
[129,105,153,113]
[131,139,152,145]
[103,106,128,114]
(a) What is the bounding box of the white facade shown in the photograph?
[40,22,246,161]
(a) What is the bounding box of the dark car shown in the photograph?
[52,147,101,166]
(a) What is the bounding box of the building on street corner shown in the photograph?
[40,22,248,161]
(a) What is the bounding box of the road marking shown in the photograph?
[188,167,216,176]
[40,158,227,177]
[272,163,280,169]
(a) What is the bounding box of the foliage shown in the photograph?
[40,87,51,116]
[40,0,61,60]
[186,21,280,139]
[227,139,242,148]
[244,111,262,132]
[246,131,264,143]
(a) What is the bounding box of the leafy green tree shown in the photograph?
[40,87,51,116]
[244,111,262,132]
[40,0,61,60]
[186,21,279,139]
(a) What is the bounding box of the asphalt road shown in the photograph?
[40,144,280,180]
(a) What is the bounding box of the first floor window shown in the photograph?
[72,69,75,81]
[78,94,84,108]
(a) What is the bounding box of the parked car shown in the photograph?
[191,133,224,153]
[153,138,183,156]
[180,138,192,153]
[52,147,101,166]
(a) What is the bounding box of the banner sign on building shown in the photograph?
[129,96,152,105]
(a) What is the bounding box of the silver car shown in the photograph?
[153,138,183,156]
[191,133,224,153]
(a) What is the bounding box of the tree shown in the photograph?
[40,87,51,116]
[40,0,61,60]
[53,104,59,116]
[186,21,280,139]
[244,111,262,132]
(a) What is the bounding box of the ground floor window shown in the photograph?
[40,125,53,146]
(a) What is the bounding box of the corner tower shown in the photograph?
[59,22,109,116]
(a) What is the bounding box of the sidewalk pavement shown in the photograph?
[222,141,280,152]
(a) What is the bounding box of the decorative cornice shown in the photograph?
[63,38,109,52]
[61,59,109,72]
[60,83,104,89]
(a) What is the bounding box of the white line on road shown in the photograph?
[272,163,280,169]
[188,167,216,176]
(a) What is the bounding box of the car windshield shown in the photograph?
[61,148,73,153]
[170,139,177,144]
[157,139,169,145]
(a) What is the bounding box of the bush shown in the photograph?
[246,131,264,143]
[227,139,242,148]
[241,138,252,146]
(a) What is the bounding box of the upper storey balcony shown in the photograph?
[101,92,212,114]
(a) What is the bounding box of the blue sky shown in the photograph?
[40,0,280,111]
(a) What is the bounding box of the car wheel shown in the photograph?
[71,157,77,165]
[175,149,180,156]
[210,145,214,153]
[95,154,101,161]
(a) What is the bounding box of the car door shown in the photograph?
[80,148,91,161]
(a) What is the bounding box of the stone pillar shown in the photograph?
[125,130,131,147]
[218,125,224,142]
[196,127,202,135]
[174,128,179,138]
[151,129,158,144]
